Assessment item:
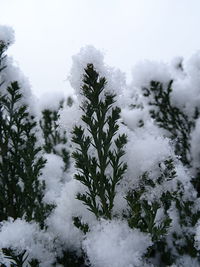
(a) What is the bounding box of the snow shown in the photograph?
[46,46,200,266]
[41,153,65,203]
[124,123,173,185]
[121,107,149,131]
[173,255,200,267]
[69,45,105,95]
[0,218,55,267]
[191,118,200,171]
[69,45,126,101]
[130,52,200,118]
[83,219,152,267]
[0,25,15,46]
[195,221,200,251]
[38,91,65,112]
[132,60,172,90]
[169,51,200,117]
[0,26,35,113]
[1,24,200,266]
[59,99,83,139]
[46,178,94,252]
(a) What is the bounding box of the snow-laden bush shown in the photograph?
[1,25,200,267]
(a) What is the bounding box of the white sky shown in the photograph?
[1,0,200,97]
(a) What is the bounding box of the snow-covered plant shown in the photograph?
[2,25,200,267]
[0,29,53,267]
[0,41,7,82]
[139,76,200,195]
[67,62,152,267]
[0,81,52,224]
[142,80,195,166]
[72,63,127,223]
[40,100,70,171]
[125,157,200,265]
[126,61,200,265]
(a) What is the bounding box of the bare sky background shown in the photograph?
[1,0,200,97]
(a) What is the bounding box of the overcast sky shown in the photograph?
[1,0,200,97]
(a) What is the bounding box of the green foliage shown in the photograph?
[1,37,200,266]
[125,157,200,265]
[2,249,39,267]
[0,81,52,225]
[142,80,194,166]
[72,64,127,221]
[0,42,53,266]
[0,41,7,83]
[142,80,200,197]
[55,250,88,267]
[73,216,89,234]
[40,101,70,171]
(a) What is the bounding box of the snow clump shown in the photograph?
[83,219,152,267]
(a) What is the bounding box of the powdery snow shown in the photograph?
[1,24,200,266]
[132,60,172,90]
[69,45,126,101]
[41,153,65,203]
[0,25,15,46]
[83,219,152,267]
[0,25,35,113]
[0,219,55,267]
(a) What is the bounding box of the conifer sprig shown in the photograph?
[0,41,7,86]
[40,102,70,171]
[72,64,127,220]
[0,81,52,225]
[143,80,193,165]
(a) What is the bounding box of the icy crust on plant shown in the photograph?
[0,219,55,266]
[83,219,152,267]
